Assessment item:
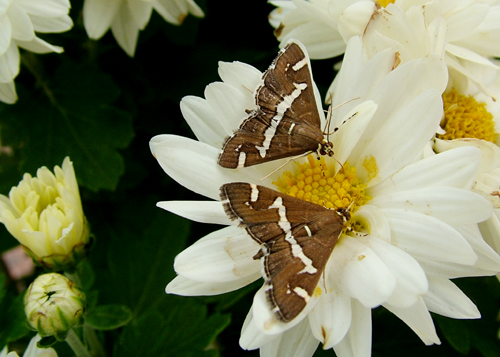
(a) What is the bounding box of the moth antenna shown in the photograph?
[322,97,361,136]
[242,85,254,93]
[260,152,312,181]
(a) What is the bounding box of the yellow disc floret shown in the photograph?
[377,0,395,7]
[273,155,370,229]
[438,88,497,143]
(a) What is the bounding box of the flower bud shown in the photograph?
[24,273,86,341]
[0,157,90,271]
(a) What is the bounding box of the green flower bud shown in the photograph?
[0,157,91,272]
[24,273,86,341]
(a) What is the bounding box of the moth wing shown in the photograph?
[218,42,324,168]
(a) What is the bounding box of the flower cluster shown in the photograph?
[0,0,72,104]
[150,1,500,356]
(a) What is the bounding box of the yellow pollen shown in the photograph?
[273,155,370,228]
[362,155,379,183]
[377,0,395,7]
[438,88,497,143]
[313,286,322,298]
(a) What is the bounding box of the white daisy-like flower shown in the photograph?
[271,0,500,98]
[83,0,204,57]
[359,0,500,98]
[0,0,72,104]
[269,0,377,59]
[150,37,500,356]
[0,334,57,357]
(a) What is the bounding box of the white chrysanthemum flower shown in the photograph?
[0,334,57,357]
[0,0,73,104]
[271,0,500,98]
[0,157,90,271]
[359,0,500,98]
[83,0,204,57]
[430,71,500,279]
[150,38,500,356]
[269,0,377,59]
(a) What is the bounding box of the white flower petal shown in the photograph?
[15,0,70,17]
[381,209,477,265]
[217,61,262,97]
[30,14,72,33]
[434,138,500,174]
[352,205,391,242]
[331,100,377,168]
[15,36,63,53]
[457,224,500,273]
[261,318,319,357]
[0,12,12,55]
[0,42,19,83]
[329,235,396,308]
[252,285,318,336]
[384,298,440,345]
[338,1,376,43]
[369,146,481,197]
[354,89,443,185]
[240,307,278,350]
[361,236,428,308]
[166,273,260,296]
[83,0,121,39]
[309,290,352,349]
[424,276,480,319]
[173,226,261,282]
[126,0,152,30]
[419,258,499,279]
[372,187,493,226]
[8,3,34,41]
[204,81,254,134]
[332,300,371,357]
[110,2,141,57]
[156,200,232,225]
[180,95,226,147]
[150,134,264,200]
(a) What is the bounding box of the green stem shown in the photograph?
[66,329,92,357]
[84,325,107,357]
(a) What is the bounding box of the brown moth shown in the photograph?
[220,182,348,322]
[218,41,334,169]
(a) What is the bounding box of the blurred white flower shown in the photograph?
[0,157,90,271]
[0,0,73,104]
[83,0,204,57]
[0,334,57,357]
[151,38,500,356]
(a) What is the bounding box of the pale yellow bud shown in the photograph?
[0,157,90,271]
[24,273,86,341]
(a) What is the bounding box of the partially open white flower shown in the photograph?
[151,38,499,356]
[0,334,57,357]
[0,0,73,104]
[0,157,90,271]
[83,0,204,57]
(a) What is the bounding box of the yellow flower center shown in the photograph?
[377,0,395,7]
[273,155,370,229]
[438,88,497,143]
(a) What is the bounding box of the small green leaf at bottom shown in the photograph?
[85,304,133,330]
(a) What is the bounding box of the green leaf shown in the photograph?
[115,297,230,357]
[85,304,133,330]
[0,57,134,191]
[0,276,30,348]
[435,316,471,354]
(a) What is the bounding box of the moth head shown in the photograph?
[318,140,334,157]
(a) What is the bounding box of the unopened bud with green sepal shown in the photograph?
[24,273,86,341]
